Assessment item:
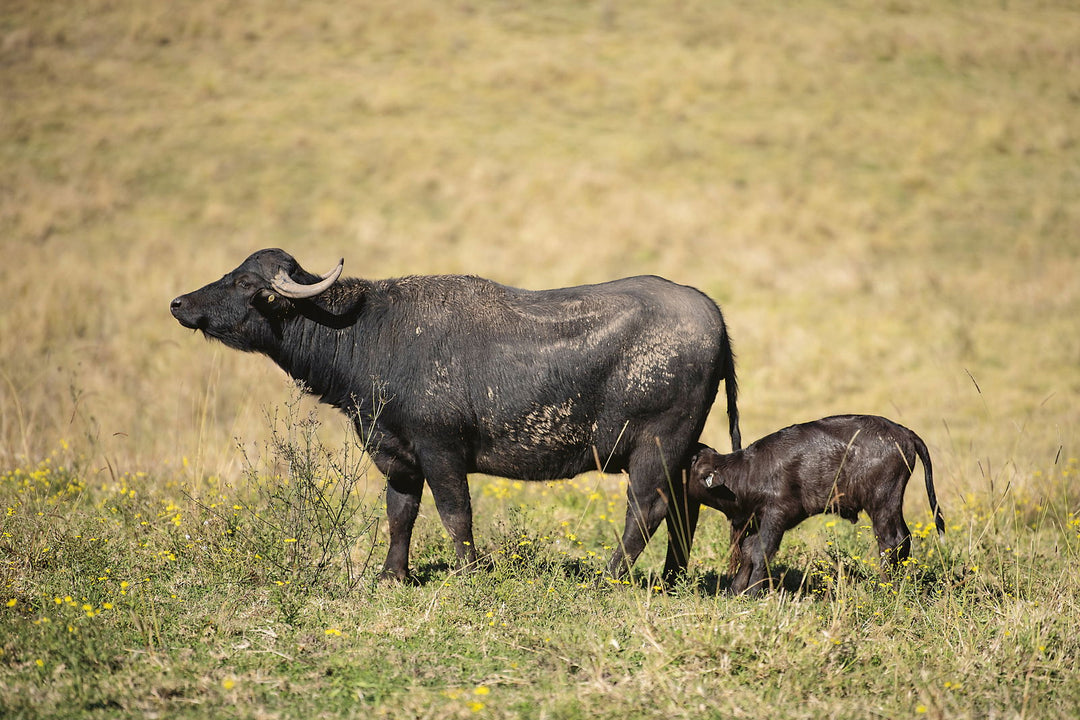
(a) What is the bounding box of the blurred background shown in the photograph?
[2,0,1077,506]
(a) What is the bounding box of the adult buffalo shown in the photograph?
[170,248,740,583]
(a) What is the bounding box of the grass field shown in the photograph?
[2,0,1080,717]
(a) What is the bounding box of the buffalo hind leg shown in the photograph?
[662,471,700,587]
[606,458,671,581]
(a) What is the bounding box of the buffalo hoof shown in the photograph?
[376,569,414,585]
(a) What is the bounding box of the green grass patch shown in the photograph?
[3,446,1080,718]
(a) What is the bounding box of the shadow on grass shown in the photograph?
[691,566,824,597]
[403,551,958,599]
[408,556,502,585]
[407,557,825,597]
[404,561,451,586]
[687,563,956,599]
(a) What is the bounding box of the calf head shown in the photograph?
[689,443,751,576]
[688,445,737,510]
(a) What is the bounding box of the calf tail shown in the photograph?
[913,432,945,535]
[720,327,742,452]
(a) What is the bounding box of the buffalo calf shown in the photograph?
[689,415,944,595]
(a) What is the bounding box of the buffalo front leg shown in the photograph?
[380,473,424,583]
[421,453,479,573]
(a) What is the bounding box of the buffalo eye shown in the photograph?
[254,288,284,311]
[235,274,261,293]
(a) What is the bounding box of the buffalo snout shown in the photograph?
[170,295,202,330]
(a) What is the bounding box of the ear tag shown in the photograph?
[704,472,715,488]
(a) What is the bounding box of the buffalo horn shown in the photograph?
[271,259,344,299]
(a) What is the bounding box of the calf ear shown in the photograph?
[710,484,737,502]
[700,473,737,502]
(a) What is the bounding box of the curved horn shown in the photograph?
[271,258,344,299]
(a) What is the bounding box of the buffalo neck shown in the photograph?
[267,279,374,414]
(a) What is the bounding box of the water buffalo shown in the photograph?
[171,248,740,583]
[688,414,944,595]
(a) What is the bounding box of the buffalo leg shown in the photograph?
[421,453,478,572]
[380,472,424,582]
[607,494,667,580]
[661,470,700,586]
[606,455,671,580]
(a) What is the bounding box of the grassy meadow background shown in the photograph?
[2,0,1079,717]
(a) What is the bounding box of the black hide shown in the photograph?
[172,248,741,582]
[689,414,944,595]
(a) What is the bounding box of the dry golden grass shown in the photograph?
[2,0,1078,504]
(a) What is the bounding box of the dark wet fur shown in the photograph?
[688,415,944,595]
[172,248,741,584]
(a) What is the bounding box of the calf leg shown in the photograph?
[871,507,912,572]
[730,531,756,594]
[741,519,785,596]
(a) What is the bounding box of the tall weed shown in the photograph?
[230,390,383,622]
